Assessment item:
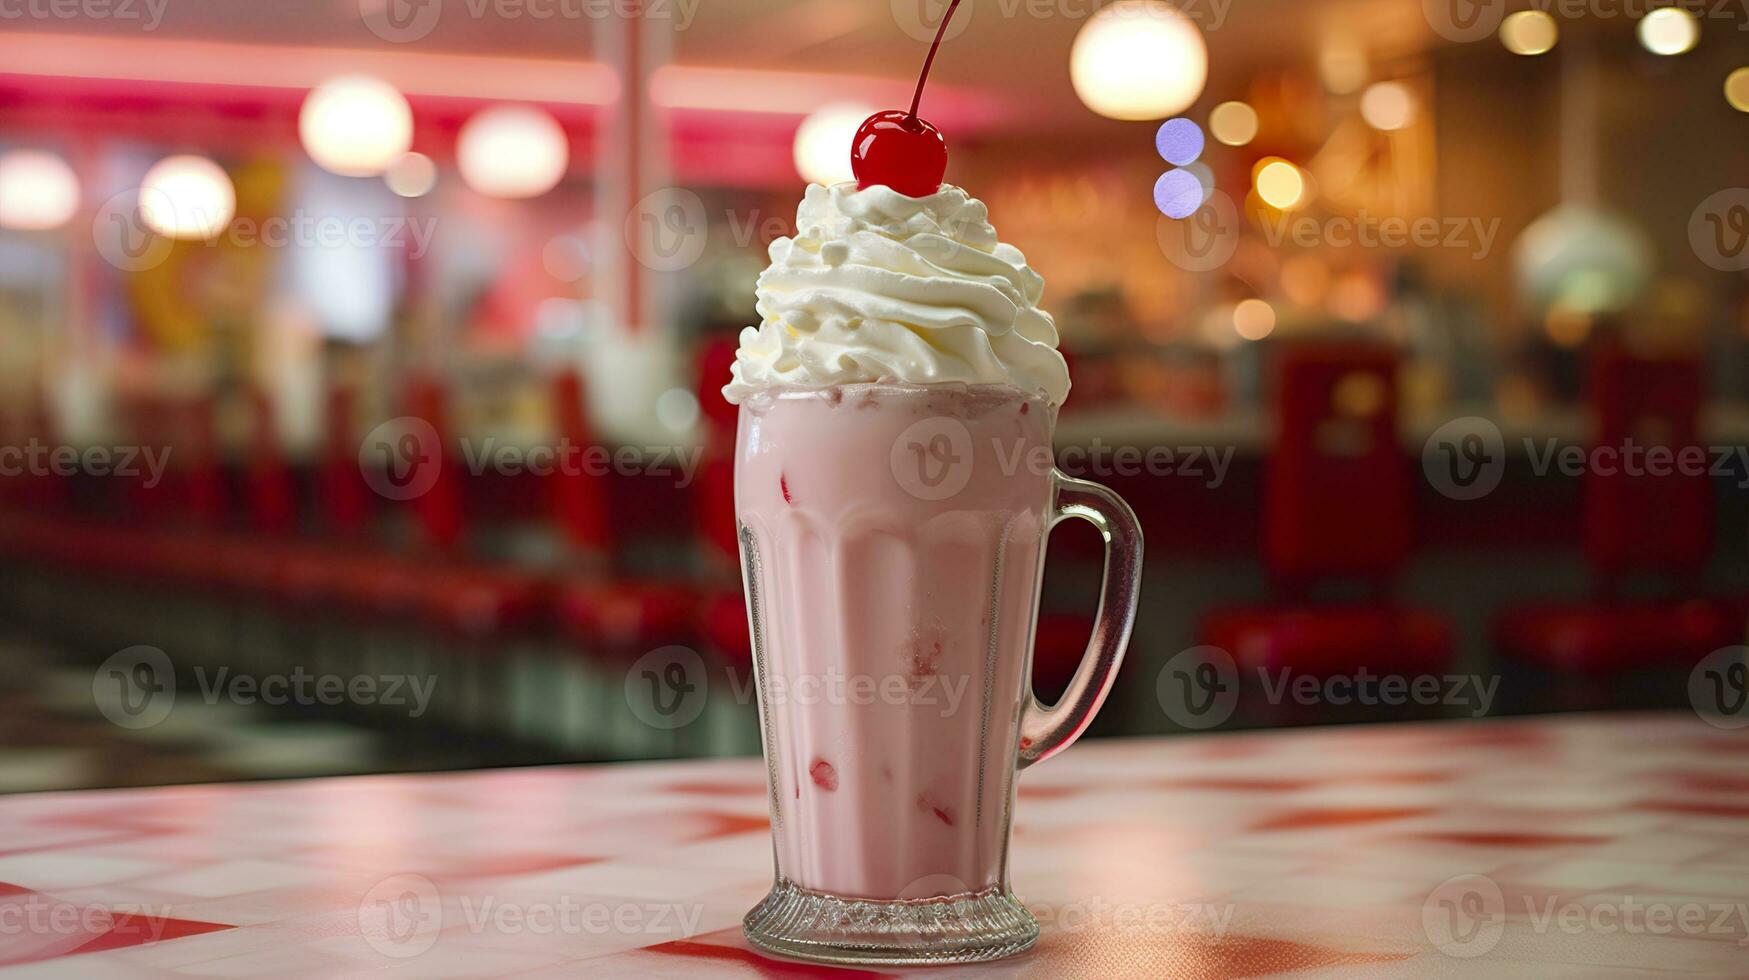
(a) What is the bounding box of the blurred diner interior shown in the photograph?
[0,0,1746,793]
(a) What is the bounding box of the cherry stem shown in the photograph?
[907,0,963,121]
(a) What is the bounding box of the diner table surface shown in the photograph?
[0,711,1746,978]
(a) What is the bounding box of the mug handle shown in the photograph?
[1018,470,1144,770]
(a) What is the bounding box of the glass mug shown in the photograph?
[732,383,1143,965]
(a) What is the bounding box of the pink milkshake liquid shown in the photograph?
[736,382,1142,965]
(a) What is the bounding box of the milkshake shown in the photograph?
[724,182,1142,965]
[736,382,1052,899]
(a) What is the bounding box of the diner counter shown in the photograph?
[0,712,1745,977]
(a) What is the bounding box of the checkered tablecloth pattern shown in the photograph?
[2,713,1746,977]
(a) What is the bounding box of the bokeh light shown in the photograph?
[1255,159,1306,209]
[1360,81,1415,131]
[139,155,235,240]
[1319,38,1368,95]
[1638,8,1698,56]
[1155,118,1204,166]
[0,150,80,231]
[1208,101,1259,146]
[458,105,569,199]
[1500,11,1559,56]
[1729,68,1749,112]
[1233,298,1276,340]
[383,152,437,198]
[299,76,413,178]
[1153,169,1204,219]
[1071,0,1208,120]
[793,102,874,186]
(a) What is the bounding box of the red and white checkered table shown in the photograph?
[2,713,1746,977]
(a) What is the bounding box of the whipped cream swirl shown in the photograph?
[721,182,1070,406]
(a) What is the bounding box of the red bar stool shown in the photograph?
[1197,342,1454,725]
[1496,347,1738,693]
[351,374,551,733]
[539,368,699,757]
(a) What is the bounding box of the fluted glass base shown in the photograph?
[742,878,1038,966]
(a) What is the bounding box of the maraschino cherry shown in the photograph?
[850,0,961,197]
